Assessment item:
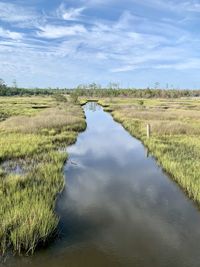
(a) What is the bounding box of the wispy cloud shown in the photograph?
[37,24,87,38]
[111,65,136,73]
[57,4,86,21]
[0,2,36,22]
[131,0,200,13]
[0,27,23,40]
[155,58,200,70]
[0,0,199,88]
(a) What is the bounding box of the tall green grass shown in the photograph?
[0,96,86,255]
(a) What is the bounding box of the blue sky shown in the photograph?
[0,0,200,88]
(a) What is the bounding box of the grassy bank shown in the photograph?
[97,97,200,205]
[0,96,86,255]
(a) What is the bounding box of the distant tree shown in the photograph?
[0,78,6,88]
[108,82,120,90]
[77,84,87,90]
[88,83,101,90]
[154,82,160,90]
[12,79,17,88]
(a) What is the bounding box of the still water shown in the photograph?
[3,102,200,267]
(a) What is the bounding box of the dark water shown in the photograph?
[2,102,200,267]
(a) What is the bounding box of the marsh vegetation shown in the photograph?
[0,95,86,255]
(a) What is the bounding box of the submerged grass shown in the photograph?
[98,97,200,206]
[0,96,86,255]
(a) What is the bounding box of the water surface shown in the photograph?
[2,102,200,267]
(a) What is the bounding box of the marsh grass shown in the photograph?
[0,96,56,120]
[100,97,200,206]
[1,103,84,134]
[0,96,86,255]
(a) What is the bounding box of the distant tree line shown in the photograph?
[0,79,57,96]
[1,79,200,98]
[67,85,200,99]
[0,87,56,96]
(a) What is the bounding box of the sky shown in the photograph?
[0,0,200,89]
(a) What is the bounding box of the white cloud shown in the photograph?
[0,27,23,40]
[37,24,87,39]
[111,65,135,73]
[0,2,36,22]
[131,0,200,13]
[155,58,200,70]
[57,4,86,20]
[181,1,200,12]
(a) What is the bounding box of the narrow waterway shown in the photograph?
[3,102,200,267]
